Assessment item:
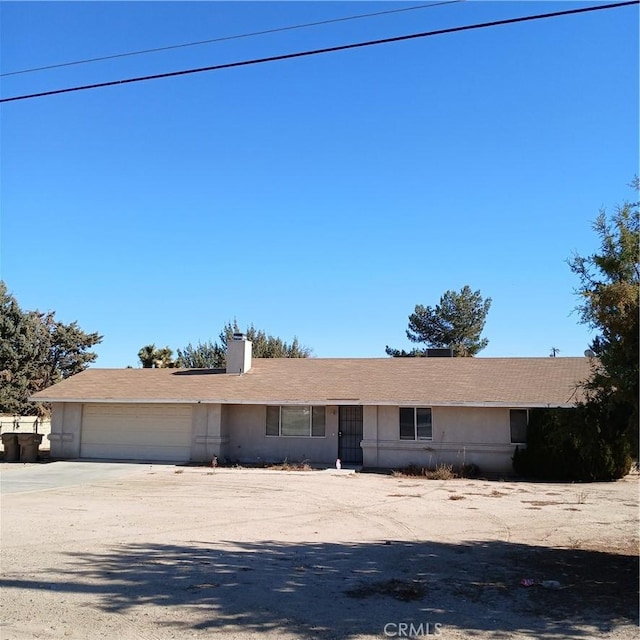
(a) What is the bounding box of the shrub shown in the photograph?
[512,402,633,481]
[430,464,454,480]
[394,463,455,480]
[460,463,480,478]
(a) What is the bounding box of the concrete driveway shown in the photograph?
[0,465,638,640]
[0,460,163,495]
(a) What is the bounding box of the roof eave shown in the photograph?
[30,397,579,408]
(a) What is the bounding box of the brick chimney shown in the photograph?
[226,333,252,374]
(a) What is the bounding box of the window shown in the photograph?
[266,406,280,436]
[266,406,326,437]
[399,407,432,440]
[510,409,528,444]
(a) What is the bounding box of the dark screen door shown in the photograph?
[338,406,363,464]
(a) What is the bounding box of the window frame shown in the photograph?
[509,409,528,444]
[399,407,433,441]
[266,405,326,438]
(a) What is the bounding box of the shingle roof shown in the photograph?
[30,357,591,408]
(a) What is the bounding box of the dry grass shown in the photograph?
[202,458,314,471]
[430,464,455,480]
[393,463,456,480]
[268,459,313,472]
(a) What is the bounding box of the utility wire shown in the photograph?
[1,1,636,104]
[0,1,464,77]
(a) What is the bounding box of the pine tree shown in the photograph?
[386,286,491,357]
[0,282,102,415]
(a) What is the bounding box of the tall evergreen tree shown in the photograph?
[174,321,312,368]
[0,282,102,415]
[569,179,639,447]
[515,181,638,481]
[175,341,225,369]
[218,321,312,359]
[386,286,492,357]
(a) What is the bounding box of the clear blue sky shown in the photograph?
[1,1,638,367]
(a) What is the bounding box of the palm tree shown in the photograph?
[138,344,157,368]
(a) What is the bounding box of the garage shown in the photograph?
[80,404,192,462]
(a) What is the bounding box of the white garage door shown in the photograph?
[81,404,192,462]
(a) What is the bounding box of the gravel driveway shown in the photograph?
[0,463,638,639]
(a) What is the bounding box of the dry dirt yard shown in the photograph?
[0,462,638,640]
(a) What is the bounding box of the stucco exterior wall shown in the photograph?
[47,401,518,473]
[49,402,82,458]
[363,405,517,473]
[225,404,339,465]
[190,403,228,463]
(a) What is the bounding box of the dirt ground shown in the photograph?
[0,463,638,640]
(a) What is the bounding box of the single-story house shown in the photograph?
[30,335,591,473]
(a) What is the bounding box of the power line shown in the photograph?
[0,1,464,77]
[1,1,636,104]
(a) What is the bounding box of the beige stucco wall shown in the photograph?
[49,402,82,458]
[363,405,518,473]
[191,404,228,463]
[48,402,519,473]
[224,404,340,465]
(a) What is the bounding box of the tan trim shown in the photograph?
[31,396,574,409]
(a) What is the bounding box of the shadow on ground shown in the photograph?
[1,539,637,638]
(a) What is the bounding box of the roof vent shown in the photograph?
[426,348,454,357]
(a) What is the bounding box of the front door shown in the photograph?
[338,406,363,465]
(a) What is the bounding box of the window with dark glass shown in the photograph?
[266,406,326,437]
[510,409,528,444]
[399,407,432,440]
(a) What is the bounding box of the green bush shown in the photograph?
[512,402,633,481]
